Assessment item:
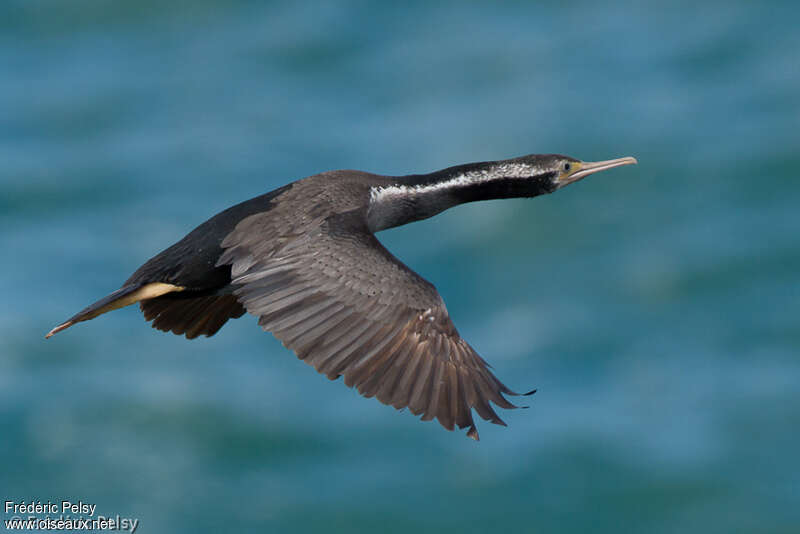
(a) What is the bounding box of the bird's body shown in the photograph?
[47,153,636,439]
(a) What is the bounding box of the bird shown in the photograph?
[46,153,636,439]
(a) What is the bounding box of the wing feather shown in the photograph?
[219,207,524,439]
[141,294,245,339]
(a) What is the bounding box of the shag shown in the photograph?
[47,154,636,439]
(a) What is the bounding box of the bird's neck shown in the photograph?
[366,161,554,232]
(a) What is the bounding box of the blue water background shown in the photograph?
[2,1,799,532]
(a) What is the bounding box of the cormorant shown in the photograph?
[47,153,637,439]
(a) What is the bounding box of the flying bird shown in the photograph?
[47,153,637,439]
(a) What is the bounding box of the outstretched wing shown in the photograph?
[219,209,525,440]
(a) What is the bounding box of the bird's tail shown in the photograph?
[45,282,184,338]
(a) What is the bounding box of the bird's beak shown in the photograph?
[558,156,638,188]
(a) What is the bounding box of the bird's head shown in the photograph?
[504,154,638,196]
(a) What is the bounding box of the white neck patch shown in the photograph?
[369,162,536,205]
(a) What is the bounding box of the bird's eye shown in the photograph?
[563,162,572,172]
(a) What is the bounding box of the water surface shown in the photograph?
[2,1,798,532]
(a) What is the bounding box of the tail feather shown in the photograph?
[45,282,184,338]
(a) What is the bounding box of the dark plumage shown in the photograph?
[47,153,636,439]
